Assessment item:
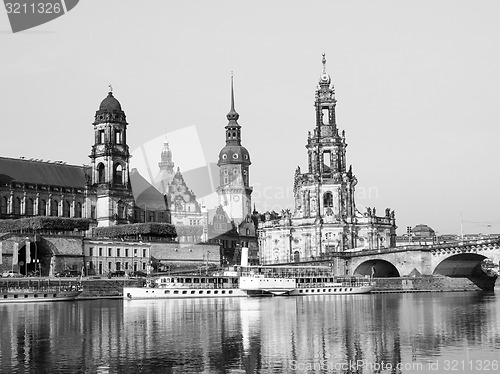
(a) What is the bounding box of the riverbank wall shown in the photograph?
[372,276,492,293]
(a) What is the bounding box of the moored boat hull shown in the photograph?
[0,290,82,304]
[124,287,247,300]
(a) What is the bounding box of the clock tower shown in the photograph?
[216,76,253,226]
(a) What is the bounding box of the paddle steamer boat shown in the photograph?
[123,265,374,300]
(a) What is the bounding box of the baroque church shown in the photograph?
[257,55,397,265]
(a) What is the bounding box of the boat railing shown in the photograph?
[296,280,373,288]
[156,282,239,289]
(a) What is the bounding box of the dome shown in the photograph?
[218,145,251,165]
[99,92,122,112]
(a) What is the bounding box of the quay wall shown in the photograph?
[372,276,484,293]
[79,279,145,299]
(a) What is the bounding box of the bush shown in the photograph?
[93,222,177,238]
[0,217,91,232]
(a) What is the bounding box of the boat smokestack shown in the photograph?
[240,247,249,267]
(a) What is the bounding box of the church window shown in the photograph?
[91,205,96,219]
[99,130,105,143]
[13,197,21,215]
[323,192,333,208]
[25,198,34,216]
[51,200,59,217]
[0,196,7,214]
[244,154,248,160]
[63,201,71,217]
[75,202,82,218]
[117,201,125,219]
[39,199,47,216]
[322,108,329,125]
[114,164,123,185]
[233,154,238,159]
[97,163,105,184]
[115,130,122,144]
[323,151,331,169]
[224,169,228,175]
[233,169,238,174]
[224,177,228,184]
[222,154,227,160]
[232,132,236,138]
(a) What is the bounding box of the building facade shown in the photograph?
[154,142,209,243]
[258,55,397,265]
[0,88,171,276]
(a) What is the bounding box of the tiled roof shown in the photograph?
[0,157,89,188]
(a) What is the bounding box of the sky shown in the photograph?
[1,0,500,235]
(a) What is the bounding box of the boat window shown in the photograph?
[34,294,38,298]
[174,291,179,294]
[328,289,331,292]
[214,291,218,294]
[191,291,195,294]
[334,289,337,292]
[207,291,211,294]
[199,291,203,294]
[53,294,57,297]
[14,295,18,298]
[25,295,28,298]
[164,290,170,294]
[350,288,352,291]
[222,291,225,294]
[229,290,233,294]
[44,294,48,297]
[182,291,187,294]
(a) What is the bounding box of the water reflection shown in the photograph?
[0,293,499,373]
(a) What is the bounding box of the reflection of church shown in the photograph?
[258,55,397,265]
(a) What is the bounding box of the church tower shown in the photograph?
[216,76,253,226]
[155,141,175,194]
[89,86,134,226]
[293,55,358,245]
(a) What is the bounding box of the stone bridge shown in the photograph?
[343,238,500,290]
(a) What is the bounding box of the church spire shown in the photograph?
[226,73,239,122]
[225,73,241,146]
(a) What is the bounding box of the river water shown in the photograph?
[0,292,499,373]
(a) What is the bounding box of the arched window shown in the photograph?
[39,199,47,216]
[13,197,21,215]
[75,202,82,218]
[323,192,333,208]
[97,163,105,184]
[51,200,59,216]
[25,198,34,216]
[63,201,71,217]
[293,251,300,263]
[0,196,7,214]
[114,164,123,185]
[117,200,125,219]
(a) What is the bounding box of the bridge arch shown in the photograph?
[433,253,487,277]
[353,259,400,278]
